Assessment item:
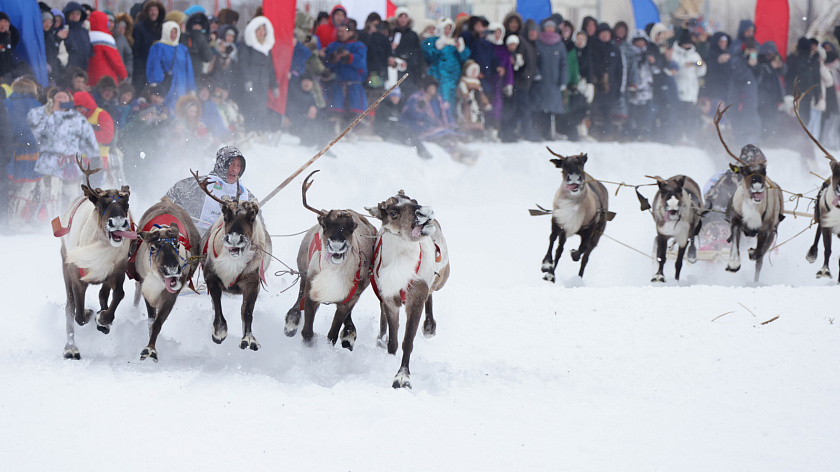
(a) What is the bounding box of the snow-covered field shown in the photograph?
[2,137,839,471]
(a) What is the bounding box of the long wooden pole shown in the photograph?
[260,74,408,206]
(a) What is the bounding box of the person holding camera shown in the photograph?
[672,32,706,143]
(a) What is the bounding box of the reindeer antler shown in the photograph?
[75,154,101,190]
[546,146,565,158]
[644,175,667,184]
[302,170,325,216]
[713,104,748,165]
[793,80,836,163]
[191,169,228,206]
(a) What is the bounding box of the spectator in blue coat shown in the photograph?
[62,2,91,70]
[146,20,195,112]
[5,77,41,226]
[325,24,368,117]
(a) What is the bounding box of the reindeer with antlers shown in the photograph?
[55,156,135,359]
[714,105,785,282]
[648,175,705,283]
[792,85,840,280]
[541,147,611,281]
[284,171,377,349]
[193,170,271,351]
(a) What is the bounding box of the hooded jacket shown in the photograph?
[73,90,114,159]
[671,43,706,102]
[184,11,213,78]
[62,2,92,70]
[237,16,279,126]
[146,21,196,110]
[164,146,255,234]
[87,11,128,86]
[315,4,346,49]
[132,0,166,86]
[422,17,471,105]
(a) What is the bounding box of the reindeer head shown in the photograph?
[138,223,185,293]
[714,105,770,204]
[649,175,687,222]
[366,191,436,240]
[78,156,131,247]
[302,171,358,264]
[192,170,259,258]
[547,147,588,196]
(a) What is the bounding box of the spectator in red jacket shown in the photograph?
[73,91,115,169]
[314,4,347,49]
[87,10,128,86]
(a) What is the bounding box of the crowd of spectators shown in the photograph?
[1,1,840,226]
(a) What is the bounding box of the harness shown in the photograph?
[299,232,365,310]
[369,235,423,305]
[126,214,195,288]
[202,223,267,288]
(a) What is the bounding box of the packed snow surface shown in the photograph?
[2,138,839,471]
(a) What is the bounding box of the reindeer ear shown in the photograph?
[830,161,840,176]
[676,175,686,188]
[549,158,564,168]
[729,164,740,174]
[580,154,588,165]
[365,206,383,219]
[138,231,155,242]
[170,222,180,233]
[120,185,130,194]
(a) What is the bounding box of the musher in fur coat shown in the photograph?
[28,88,99,222]
[456,59,492,132]
[165,146,256,235]
[87,11,128,87]
[325,24,368,115]
[237,16,280,132]
[422,17,469,107]
[5,78,42,227]
[146,21,196,112]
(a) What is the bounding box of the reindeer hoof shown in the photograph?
[816,268,832,279]
[542,273,555,283]
[651,274,665,283]
[284,310,301,337]
[726,264,741,273]
[75,309,93,326]
[392,369,412,389]
[63,345,81,360]
[687,246,697,264]
[376,334,389,350]
[570,249,581,262]
[95,311,111,335]
[748,248,758,261]
[212,325,227,344]
[240,334,260,351]
[140,347,158,362]
[340,327,356,351]
[541,261,554,272]
[806,247,818,263]
[423,318,436,338]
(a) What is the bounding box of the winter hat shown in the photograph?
[218,24,239,42]
[596,22,612,34]
[758,41,778,56]
[677,30,694,46]
[540,18,558,31]
[739,144,766,164]
[42,10,54,23]
[525,19,539,33]
[390,86,402,99]
[244,16,275,55]
[648,23,672,45]
[436,17,456,38]
[159,21,180,45]
[630,29,650,44]
[796,37,811,54]
[165,10,187,26]
[213,146,246,178]
[62,2,87,23]
[51,9,64,29]
[487,22,505,45]
[463,59,480,78]
[184,5,206,17]
[393,7,410,21]
[506,35,519,46]
[73,91,97,117]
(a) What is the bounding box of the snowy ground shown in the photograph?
[2,137,839,471]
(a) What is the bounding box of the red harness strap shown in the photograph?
[52,198,87,237]
[202,225,266,289]
[369,236,422,305]
[143,214,193,251]
[299,234,364,310]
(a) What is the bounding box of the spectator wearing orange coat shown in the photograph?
[87,11,128,86]
[73,91,115,169]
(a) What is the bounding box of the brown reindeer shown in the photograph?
[366,191,450,389]
[648,175,704,282]
[714,105,785,282]
[285,171,377,350]
[133,197,201,361]
[792,85,840,280]
[193,170,271,351]
[541,148,610,281]
[56,156,134,359]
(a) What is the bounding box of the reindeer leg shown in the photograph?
[687,221,701,263]
[576,225,603,278]
[239,280,260,351]
[300,288,320,345]
[807,224,822,263]
[95,273,125,335]
[393,284,429,389]
[284,273,306,336]
[541,221,561,282]
[376,302,390,349]
[141,295,176,362]
[818,228,833,278]
[674,243,688,281]
[340,312,357,351]
[752,231,773,283]
[97,284,111,313]
[726,224,742,272]
[63,268,82,360]
[207,277,227,344]
[652,234,668,283]
[144,299,156,336]
[326,303,353,348]
[382,300,401,355]
[423,293,436,338]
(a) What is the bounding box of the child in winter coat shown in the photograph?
[456,59,492,134]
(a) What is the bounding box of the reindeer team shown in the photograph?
[52,94,831,387]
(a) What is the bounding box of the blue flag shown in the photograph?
[517,0,552,23]
[632,0,661,30]
[0,0,48,86]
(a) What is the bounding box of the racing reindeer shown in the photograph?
[794,86,840,280]
[55,156,134,359]
[133,197,201,361]
[714,105,785,282]
[541,147,610,282]
[193,170,271,351]
[285,171,377,350]
[647,175,704,283]
[366,191,450,389]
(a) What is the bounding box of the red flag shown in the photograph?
[263,0,296,115]
[754,0,789,59]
